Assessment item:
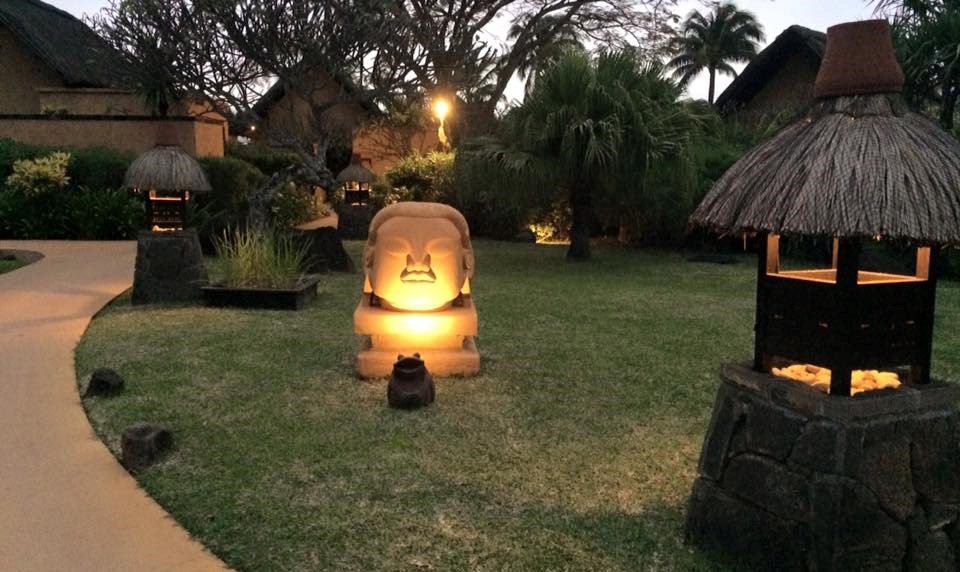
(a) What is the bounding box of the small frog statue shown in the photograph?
[387,353,436,409]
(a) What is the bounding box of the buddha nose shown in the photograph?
[405,253,431,272]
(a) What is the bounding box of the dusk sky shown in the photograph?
[51,0,877,102]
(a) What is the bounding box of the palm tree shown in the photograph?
[667,2,764,104]
[507,15,584,96]
[462,51,704,260]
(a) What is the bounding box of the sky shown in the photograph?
[52,0,877,102]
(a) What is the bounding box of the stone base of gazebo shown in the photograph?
[132,230,208,304]
[686,364,960,571]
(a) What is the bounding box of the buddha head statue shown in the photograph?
[363,202,474,311]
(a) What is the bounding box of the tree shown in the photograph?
[507,15,585,96]
[666,2,764,104]
[873,0,960,130]
[91,0,416,225]
[461,51,705,260]
[374,0,682,133]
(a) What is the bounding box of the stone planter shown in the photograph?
[201,275,320,310]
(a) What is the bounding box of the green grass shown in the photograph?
[76,241,960,571]
[0,258,23,274]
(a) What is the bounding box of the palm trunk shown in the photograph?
[708,66,716,105]
[566,181,592,261]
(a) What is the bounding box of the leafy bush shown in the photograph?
[270,182,319,230]
[6,152,71,195]
[226,141,300,176]
[0,187,143,239]
[214,226,309,288]
[0,139,132,191]
[385,152,455,202]
[198,156,266,215]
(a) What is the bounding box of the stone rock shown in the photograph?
[744,399,806,460]
[860,438,915,521]
[337,205,375,240]
[387,354,435,410]
[790,420,841,475]
[722,454,808,520]
[911,413,960,504]
[810,474,907,570]
[907,531,956,572]
[685,478,809,571]
[121,423,173,471]
[926,503,959,531]
[84,368,125,398]
[288,228,355,273]
[132,230,208,304]
[697,383,745,481]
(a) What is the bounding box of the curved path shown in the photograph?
[0,241,226,572]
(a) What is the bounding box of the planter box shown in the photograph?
[201,275,319,310]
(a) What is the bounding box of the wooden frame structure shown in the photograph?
[754,233,938,396]
[146,190,189,232]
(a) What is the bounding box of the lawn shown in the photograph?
[76,241,960,571]
[0,257,24,274]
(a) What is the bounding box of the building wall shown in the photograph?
[0,118,224,157]
[0,27,65,114]
[36,88,146,115]
[735,51,821,126]
[352,126,443,175]
[259,71,366,141]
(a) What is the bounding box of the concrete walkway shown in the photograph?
[0,241,226,572]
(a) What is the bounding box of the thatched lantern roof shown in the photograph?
[691,20,960,244]
[336,154,376,186]
[124,142,211,193]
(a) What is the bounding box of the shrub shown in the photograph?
[214,226,309,288]
[270,182,318,230]
[0,187,143,239]
[0,139,132,191]
[385,152,455,202]
[198,156,266,215]
[6,152,71,195]
[225,141,299,176]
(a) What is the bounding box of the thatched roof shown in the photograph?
[0,0,129,88]
[715,26,825,113]
[336,157,376,185]
[251,70,377,123]
[124,146,212,193]
[690,93,960,243]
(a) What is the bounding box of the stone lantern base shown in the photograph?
[686,364,960,571]
[132,229,208,304]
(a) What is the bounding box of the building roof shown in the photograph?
[250,70,378,123]
[0,0,129,88]
[715,25,826,112]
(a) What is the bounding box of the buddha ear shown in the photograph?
[462,247,475,278]
[362,245,375,269]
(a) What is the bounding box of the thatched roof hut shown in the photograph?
[691,20,960,244]
[124,146,211,193]
[336,155,377,186]
[0,0,129,88]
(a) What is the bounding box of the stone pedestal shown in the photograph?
[337,205,375,240]
[132,230,208,304]
[686,364,960,571]
[354,295,480,378]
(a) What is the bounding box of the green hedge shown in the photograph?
[0,139,133,191]
[0,188,144,240]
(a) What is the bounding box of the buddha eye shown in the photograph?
[428,238,458,257]
[381,238,409,255]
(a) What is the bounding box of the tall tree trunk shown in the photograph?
[566,182,592,261]
[708,66,716,105]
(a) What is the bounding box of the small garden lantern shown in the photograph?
[336,154,375,206]
[124,124,211,304]
[124,137,211,232]
[685,21,960,569]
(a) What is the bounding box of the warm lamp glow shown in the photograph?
[433,98,450,122]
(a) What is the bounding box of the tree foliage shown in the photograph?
[667,1,764,104]
[461,51,708,259]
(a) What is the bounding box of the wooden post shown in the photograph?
[830,238,861,397]
[754,233,773,371]
[912,246,938,384]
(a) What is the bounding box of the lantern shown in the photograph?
[336,154,375,206]
[124,138,211,232]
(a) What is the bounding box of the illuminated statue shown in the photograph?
[354,202,480,378]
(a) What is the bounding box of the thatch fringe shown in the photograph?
[691,94,960,243]
[124,146,211,193]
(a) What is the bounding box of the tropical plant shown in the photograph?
[667,2,764,104]
[508,15,585,96]
[461,51,706,259]
[6,152,71,195]
[213,226,310,289]
[385,152,456,203]
[874,0,960,130]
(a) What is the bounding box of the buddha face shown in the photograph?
[369,215,468,311]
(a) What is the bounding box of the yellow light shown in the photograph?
[433,98,450,122]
